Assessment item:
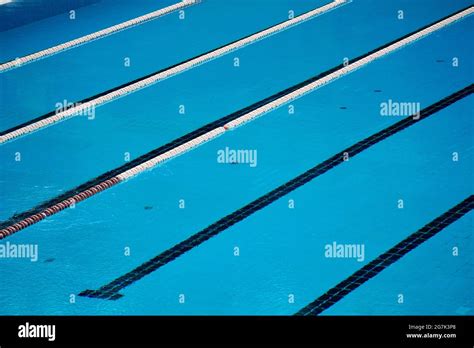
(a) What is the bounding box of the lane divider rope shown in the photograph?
[0,0,199,73]
[0,8,471,239]
[0,0,349,144]
[222,6,473,130]
[0,178,120,239]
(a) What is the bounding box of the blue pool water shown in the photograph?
[0,0,472,315]
[0,0,101,31]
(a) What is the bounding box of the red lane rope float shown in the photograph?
[0,177,121,239]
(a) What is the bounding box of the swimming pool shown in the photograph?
[0,0,472,316]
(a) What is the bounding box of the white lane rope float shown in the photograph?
[0,0,199,73]
[0,0,349,144]
[0,5,472,239]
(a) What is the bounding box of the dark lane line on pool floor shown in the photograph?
[295,195,474,316]
[1,5,471,237]
[78,84,473,300]
[0,0,349,143]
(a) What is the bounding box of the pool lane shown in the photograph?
[85,96,471,315]
[0,0,350,142]
[0,30,471,313]
[0,0,199,72]
[79,87,472,300]
[0,0,178,62]
[1,9,472,222]
[1,0,472,131]
[3,10,473,237]
[2,2,470,135]
[0,0,331,130]
[321,211,473,315]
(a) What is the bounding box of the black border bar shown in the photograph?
[0,315,472,346]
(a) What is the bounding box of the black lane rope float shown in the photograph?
[295,195,474,316]
[78,84,473,300]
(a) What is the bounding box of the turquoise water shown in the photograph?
[324,212,473,315]
[0,0,472,315]
[0,0,101,31]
